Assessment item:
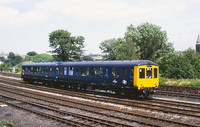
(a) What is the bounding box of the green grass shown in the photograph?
[160,77,200,87]
[0,121,13,127]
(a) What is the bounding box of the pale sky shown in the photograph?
[0,0,200,55]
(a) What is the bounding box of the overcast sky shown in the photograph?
[0,0,200,55]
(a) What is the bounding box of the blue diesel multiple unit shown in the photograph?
[21,60,159,97]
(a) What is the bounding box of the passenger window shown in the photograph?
[49,67,52,74]
[123,68,127,78]
[139,68,145,78]
[98,67,103,77]
[64,67,67,75]
[33,67,37,73]
[89,68,95,76]
[41,67,44,74]
[75,68,79,76]
[146,68,152,79]
[36,67,39,73]
[69,67,74,75]
[112,68,119,78]
[38,67,42,73]
[80,67,89,76]
[46,67,48,74]
[59,67,63,75]
[56,67,59,75]
[154,68,158,78]
[31,67,33,73]
[105,69,108,77]
[130,69,134,78]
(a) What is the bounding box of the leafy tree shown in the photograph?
[159,48,200,79]
[23,55,33,62]
[24,53,53,62]
[99,38,118,60]
[100,38,139,60]
[32,54,54,62]
[27,51,37,56]
[0,57,5,62]
[125,22,174,62]
[11,55,23,66]
[100,22,173,61]
[8,52,15,60]
[49,30,84,61]
[7,52,22,66]
[14,63,22,73]
[0,62,12,72]
[181,48,200,78]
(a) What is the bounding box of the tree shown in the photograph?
[27,51,37,56]
[0,57,5,62]
[159,53,196,79]
[99,38,118,60]
[100,22,173,61]
[49,30,84,61]
[0,61,12,72]
[125,22,174,62]
[32,54,54,62]
[24,53,53,62]
[14,63,22,73]
[7,52,22,66]
[100,38,139,60]
[158,48,200,79]
[8,52,15,60]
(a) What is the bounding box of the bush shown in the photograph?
[159,49,199,79]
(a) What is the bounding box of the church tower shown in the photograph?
[196,34,200,55]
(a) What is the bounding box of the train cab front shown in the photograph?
[134,65,159,98]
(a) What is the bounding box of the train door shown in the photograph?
[121,68,127,85]
[103,67,109,82]
[111,67,120,85]
[55,66,59,80]
[127,68,134,86]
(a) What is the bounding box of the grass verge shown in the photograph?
[160,77,200,87]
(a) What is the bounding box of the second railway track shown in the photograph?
[0,76,199,126]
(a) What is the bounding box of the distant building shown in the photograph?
[0,52,9,59]
[196,34,200,55]
[89,53,103,60]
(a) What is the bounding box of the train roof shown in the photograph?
[60,60,158,66]
[22,62,58,66]
[22,60,158,67]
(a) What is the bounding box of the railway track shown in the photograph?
[0,77,199,126]
[1,78,200,118]
[0,82,163,127]
[157,85,200,99]
[1,72,199,99]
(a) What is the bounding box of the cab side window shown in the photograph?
[130,68,134,78]
[139,68,145,78]
[154,68,158,78]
